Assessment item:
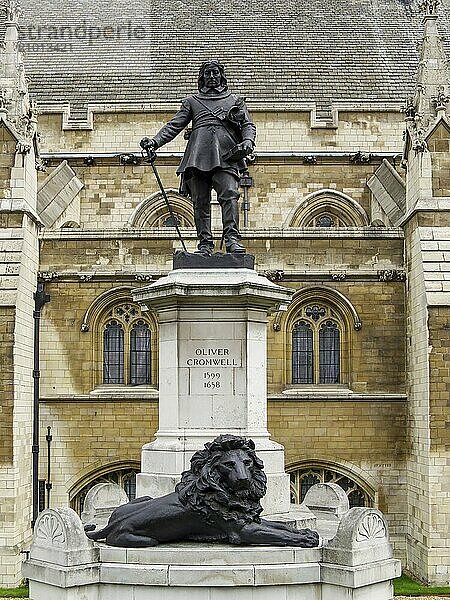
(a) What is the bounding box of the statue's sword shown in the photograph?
[141,147,188,253]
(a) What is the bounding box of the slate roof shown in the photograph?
[1,0,450,110]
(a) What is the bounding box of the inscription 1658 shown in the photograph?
[203,372,221,389]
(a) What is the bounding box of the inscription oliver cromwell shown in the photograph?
[180,341,242,396]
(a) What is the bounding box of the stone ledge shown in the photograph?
[98,543,321,566]
[24,549,401,589]
[269,392,408,402]
[39,227,405,241]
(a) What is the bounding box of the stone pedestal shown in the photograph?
[133,268,293,514]
[25,505,401,600]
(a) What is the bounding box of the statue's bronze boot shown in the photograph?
[195,244,214,257]
[226,239,246,254]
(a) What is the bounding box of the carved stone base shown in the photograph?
[25,504,401,600]
[173,250,255,270]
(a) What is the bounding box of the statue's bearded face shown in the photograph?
[203,65,221,89]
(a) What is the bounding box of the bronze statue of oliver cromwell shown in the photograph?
[141,61,256,255]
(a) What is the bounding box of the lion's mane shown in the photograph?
[175,435,267,530]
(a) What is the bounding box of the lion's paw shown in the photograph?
[297,528,320,548]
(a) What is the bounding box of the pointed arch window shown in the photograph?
[288,465,374,507]
[102,304,153,386]
[292,305,341,384]
[70,466,139,516]
[130,320,152,385]
[103,321,124,384]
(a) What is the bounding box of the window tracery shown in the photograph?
[292,305,341,385]
[102,303,153,386]
[288,465,374,508]
[286,189,369,228]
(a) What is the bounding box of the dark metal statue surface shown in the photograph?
[141,61,256,256]
[85,435,319,548]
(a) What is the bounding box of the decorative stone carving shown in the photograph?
[402,97,417,121]
[0,89,8,111]
[412,128,428,153]
[31,508,98,567]
[323,507,393,567]
[120,153,141,166]
[35,513,66,547]
[79,273,94,282]
[3,0,21,22]
[331,272,346,281]
[35,157,48,172]
[264,269,284,282]
[38,271,59,282]
[419,0,440,15]
[355,512,386,542]
[378,269,406,282]
[306,305,326,321]
[135,273,153,282]
[349,151,372,164]
[432,85,449,113]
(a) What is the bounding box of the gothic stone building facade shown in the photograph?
[0,0,449,587]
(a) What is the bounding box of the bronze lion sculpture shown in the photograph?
[85,434,319,548]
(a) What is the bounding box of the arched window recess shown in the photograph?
[285,189,369,228]
[81,287,158,389]
[68,460,140,516]
[280,287,362,389]
[286,460,376,508]
[287,287,362,332]
[128,189,195,228]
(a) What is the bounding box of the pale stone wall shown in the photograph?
[0,307,15,463]
[429,122,450,198]
[39,401,158,509]
[36,160,384,231]
[427,307,450,581]
[269,399,407,557]
[404,219,432,582]
[0,115,40,585]
[0,213,40,586]
[0,126,15,194]
[37,110,404,155]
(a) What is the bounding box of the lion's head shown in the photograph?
[176,435,267,529]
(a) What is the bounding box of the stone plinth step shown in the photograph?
[265,504,317,531]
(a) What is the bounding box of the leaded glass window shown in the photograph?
[319,321,340,384]
[291,305,341,385]
[130,320,152,385]
[292,321,313,384]
[103,320,124,384]
[102,303,153,386]
[289,466,373,507]
[163,215,181,227]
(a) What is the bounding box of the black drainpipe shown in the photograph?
[32,282,50,527]
[45,426,53,509]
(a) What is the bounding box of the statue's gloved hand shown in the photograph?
[140,137,156,151]
[140,137,157,162]
[241,140,255,155]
